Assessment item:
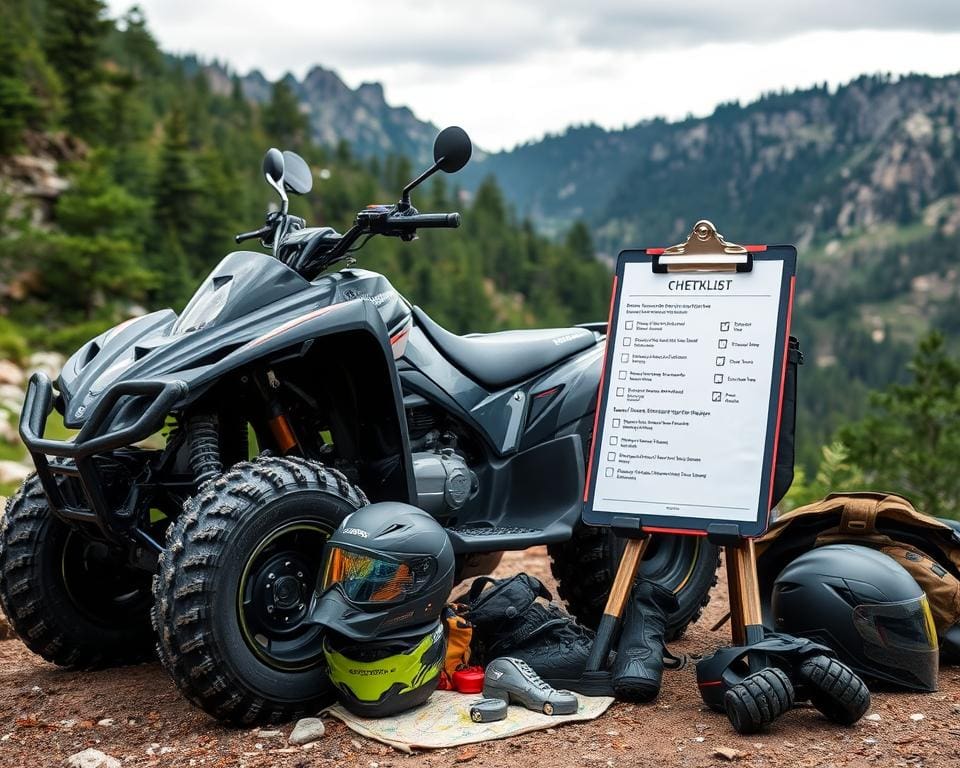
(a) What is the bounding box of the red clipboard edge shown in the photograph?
[762,274,797,530]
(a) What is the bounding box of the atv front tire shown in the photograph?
[549,525,720,640]
[0,475,155,667]
[153,456,367,725]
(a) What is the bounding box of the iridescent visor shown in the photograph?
[321,545,416,604]
[853,595,939,691]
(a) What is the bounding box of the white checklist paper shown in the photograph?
[592,260,785,522]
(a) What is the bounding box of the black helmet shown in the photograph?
[772,544,938,692]
[309,502,454,641]
[323,619,446,717]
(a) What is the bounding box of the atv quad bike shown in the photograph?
[1,127,719,723]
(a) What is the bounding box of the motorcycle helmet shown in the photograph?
[771,544,938,692]
[324,619,446,717]
[309,502,455,640]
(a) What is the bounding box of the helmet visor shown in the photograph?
[321,545,433,604]
[853,595,939,691]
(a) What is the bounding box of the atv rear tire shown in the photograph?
[0,475,155,667]
[549,525,720,640]
[153,456,367,725]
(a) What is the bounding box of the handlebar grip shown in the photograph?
[235,225,271,243]
[387,212,461,229]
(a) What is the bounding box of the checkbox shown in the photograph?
[612,418,621,427]
[713,374,724,384]
[716,356,725,366]
[604,467,614,477]
[720,321,730,332]
[618,370,627,380]
[712,391,722,402]
[718,339,728,349]
[609,436,618,446]
[616,387,625,396]
[607,452,617,461]
[624,320,634,330]
[622,337,632,347]
[621,353,630,363]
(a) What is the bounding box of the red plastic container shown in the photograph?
[452,666,485,693]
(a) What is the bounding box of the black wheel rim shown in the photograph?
[237,520,331,671]
[60,532,152,626]
[610,532,703,594]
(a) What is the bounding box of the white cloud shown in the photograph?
[105,1,960,150]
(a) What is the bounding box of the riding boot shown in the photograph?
[611,579,679,701]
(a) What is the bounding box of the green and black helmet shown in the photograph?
[310,502,455,641]
[324,619,447,717]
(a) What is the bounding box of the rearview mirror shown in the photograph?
[433,126,472,174]
[282,150,313,195]
[262,148,285,184]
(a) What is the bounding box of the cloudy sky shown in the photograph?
[105,1,960,150]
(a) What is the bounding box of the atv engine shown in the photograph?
[412,448,477,517]
[405,393,479,517]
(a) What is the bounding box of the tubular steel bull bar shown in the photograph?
[18,371,187,545]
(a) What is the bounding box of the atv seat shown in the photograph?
[412,306,596,389]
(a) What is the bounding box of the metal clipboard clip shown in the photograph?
[652,219,752,273]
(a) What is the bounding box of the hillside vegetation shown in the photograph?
[0,0,611,360]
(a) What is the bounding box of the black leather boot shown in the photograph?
[462,574,612,695]
[611,579,679,701]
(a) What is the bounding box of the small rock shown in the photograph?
[256,729,282,738]
[288,717,325,746]
[0,460,31,486]
[693,737,705,743]
[351,738,364,750]
[713,747,746,761]
[96,719,114,727]
[546,728,556,735]
[909,713,925,722]
[864,737,878,746]
[605,730,620,737]
[66,748,121,768]
[0,360,24,387]
[864,713,881,722]
[455,748,479,763]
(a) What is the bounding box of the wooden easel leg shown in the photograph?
[724,539,766,670]
[585,536,650,672]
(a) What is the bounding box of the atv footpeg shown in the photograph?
[484,657,579,716]
[696,633,870,734]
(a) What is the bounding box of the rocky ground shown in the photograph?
[0,548,958,768]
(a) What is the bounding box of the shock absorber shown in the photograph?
[187,414,222,487]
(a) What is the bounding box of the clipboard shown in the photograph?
[582,221,797,541]
[580,222,798,672]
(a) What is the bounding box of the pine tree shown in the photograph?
[151,107,201,301]
[262,79,308,147]
[0,17,37,153]
[43,0,111,138]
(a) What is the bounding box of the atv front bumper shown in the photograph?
[18,371,187,543]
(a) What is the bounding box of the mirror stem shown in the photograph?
[399,161,441,210]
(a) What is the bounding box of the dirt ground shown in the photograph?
[1,548,958,768]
